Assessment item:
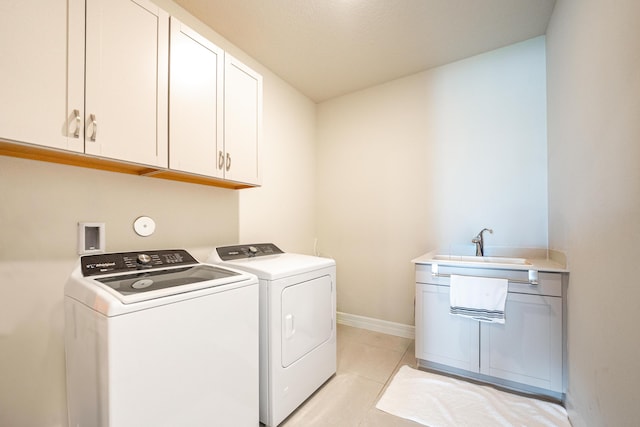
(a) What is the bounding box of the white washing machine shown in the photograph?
[208,243,336,427]
[64,249,259,427]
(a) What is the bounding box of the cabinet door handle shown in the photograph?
[218,150,224,170]
[89,114,97,141]
[72,109,81,138]
[226,152,231,171]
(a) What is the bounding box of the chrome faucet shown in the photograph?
[472,228,493,256]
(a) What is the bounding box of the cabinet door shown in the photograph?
[223,54,262,185]
[0,0,84,152]
[169,18,224,177]
[480,293,563,392]
[84,0,168,167]
[416,283,479,372]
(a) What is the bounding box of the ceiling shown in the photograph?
[173,0,557,103]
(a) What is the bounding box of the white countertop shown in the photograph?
[412,250,568,273]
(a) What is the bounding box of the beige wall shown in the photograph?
[0,1,317,426]
[238,75,317,254]
[546,0,640,425]
[316,37,548,326]
[156,0,319,255]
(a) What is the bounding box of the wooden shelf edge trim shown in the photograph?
[0,140,258,190]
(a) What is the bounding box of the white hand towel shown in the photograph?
[449,275,508,323]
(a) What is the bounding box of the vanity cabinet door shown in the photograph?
[84,0,168,167]
[169,17,224,177]
[416,283,479,372]
[480,292,563,392]
[0,0,84,152]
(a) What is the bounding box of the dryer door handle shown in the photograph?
[285,314,295,339]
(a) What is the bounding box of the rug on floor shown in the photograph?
[375,365,570,427]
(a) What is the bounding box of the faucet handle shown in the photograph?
[473,228,492,240]
[473,228,493,257]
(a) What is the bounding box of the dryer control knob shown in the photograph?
[137,253,152,265]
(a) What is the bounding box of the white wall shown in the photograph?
[238,74,317,254]
[0,1,318,425]
[316,36,548,326]
[546,0,640,425]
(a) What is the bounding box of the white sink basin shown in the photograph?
[432,254,532,266]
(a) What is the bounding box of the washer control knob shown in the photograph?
[137,253,152,265]
[248,246,258,255]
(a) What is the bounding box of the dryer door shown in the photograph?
[281,275,333,367]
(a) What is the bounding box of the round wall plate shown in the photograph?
[133,216,156,237]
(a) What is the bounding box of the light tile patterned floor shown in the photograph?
[280,324,422,427]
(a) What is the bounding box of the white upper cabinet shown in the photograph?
[84,0,168,167]
[0,0,84,152]
[0,0,168,168]
[169,18,224,177]
[0,0,261,188]
[223,54,263,185]
[168,24,263,185]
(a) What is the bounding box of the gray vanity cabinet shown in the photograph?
[416,283,480,371]
[415,263,565,400]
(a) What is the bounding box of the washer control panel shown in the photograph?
[81,249,197,276]
[216,243,284,261]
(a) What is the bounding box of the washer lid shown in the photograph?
[67,250,256,311]
[95,264,240,297]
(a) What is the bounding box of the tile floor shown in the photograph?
[280,324,423,427]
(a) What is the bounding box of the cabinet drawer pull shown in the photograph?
[226,152,231,171]
[72,109,81,138]
[89,114,97,141]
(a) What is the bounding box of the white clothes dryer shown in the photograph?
[64,249,259,427]
[208,244,336,427]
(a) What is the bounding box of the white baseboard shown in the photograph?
[337,312,415,339]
